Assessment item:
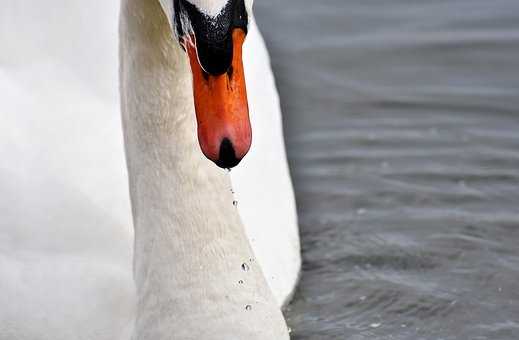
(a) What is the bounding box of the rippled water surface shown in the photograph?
[255,1,519,339]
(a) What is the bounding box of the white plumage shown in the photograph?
[0,0,299,339]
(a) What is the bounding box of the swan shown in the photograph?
[1,0,299,339]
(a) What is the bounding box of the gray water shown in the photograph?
[255,1,519,339]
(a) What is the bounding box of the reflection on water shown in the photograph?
[256,1,519,339]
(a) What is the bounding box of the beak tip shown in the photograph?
[214,137,243,169]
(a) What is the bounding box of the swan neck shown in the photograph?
[119,1,289,338]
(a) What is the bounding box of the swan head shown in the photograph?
[159,0,254,168]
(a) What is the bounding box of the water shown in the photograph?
[255,1,519,339]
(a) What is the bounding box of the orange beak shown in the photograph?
[186,29,251,168]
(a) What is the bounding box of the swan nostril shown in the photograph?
[202,69,209,81]
[216,138,241,169]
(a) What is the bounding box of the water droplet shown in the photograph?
[245,305,252,311]
[233,200,238,207]
[241,263,250,272]
[238,280,244,284]
[370,323,381,328]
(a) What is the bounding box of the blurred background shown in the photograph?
[255,0,519,339]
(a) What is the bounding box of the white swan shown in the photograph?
[0,0,299,339]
